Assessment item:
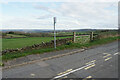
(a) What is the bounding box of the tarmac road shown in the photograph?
[2,41,119,80]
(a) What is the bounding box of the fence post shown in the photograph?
[90,32,94,41]
[73,32,76,42]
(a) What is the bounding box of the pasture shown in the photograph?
[2,36,72,50]
[2,30,118,50]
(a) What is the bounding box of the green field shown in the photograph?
[2,36,119,61]
[2,36,72,50]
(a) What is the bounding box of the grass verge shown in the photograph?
[2,36,120,61]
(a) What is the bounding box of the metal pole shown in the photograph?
[73,32,76,43]
[54,17,56,49]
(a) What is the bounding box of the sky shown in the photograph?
[0,0,119,30]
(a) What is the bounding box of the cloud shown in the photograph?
[33,2,118,29]
[0,0,119,2]
[0,1,9,4]
[33,4,60,15]
[34,5,49,11]
[1,17,53,29]
[1,1,118,29]
[33,14,53,19]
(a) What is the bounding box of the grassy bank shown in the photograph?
[2,36,120,61]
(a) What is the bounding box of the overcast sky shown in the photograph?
[0,0,119,30]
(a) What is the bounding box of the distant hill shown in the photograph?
[1,29,117,33]
[2,29,53,33]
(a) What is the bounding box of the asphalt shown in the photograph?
[2,41,119,80]
[3,48,82,67]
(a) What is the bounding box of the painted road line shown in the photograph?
[114,52,118,55]
[103,54,111,58]
[57,69,73,75]
[82,76,92,80]
[52,63,95,79]
[103,53,109,55]
[86,76,92,78]
[105,57,112,61]
[85,60,96,70]
[63,76,68,78]
[84,64,96,70]
[86,60,96,65]
[30,73,35,76]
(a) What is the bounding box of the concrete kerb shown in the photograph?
[2,49,85,70]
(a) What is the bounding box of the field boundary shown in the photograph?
[2,37,73,54]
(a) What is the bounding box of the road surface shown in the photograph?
[2,41,119,80]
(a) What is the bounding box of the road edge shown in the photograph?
[2,49,85,70]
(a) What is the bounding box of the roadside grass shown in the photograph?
[94,30,118,35]
[82,36,119,47]
[0,56,3,66]
[2,36,120,61]
[2,36,72,50]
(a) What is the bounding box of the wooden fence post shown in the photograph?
[90,32,94,41]
[73,32,76,42]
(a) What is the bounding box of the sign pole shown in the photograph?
[54,17,56,49]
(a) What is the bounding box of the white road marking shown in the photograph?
[103,53,109,55]
[63,76,68,78]
[114,52,118,55]
[57,69,72,75]
[30,73,35,76]
[84,64,96,70]
[85,60,96,70]
[86,60,96,64]
[52,62,95,79]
